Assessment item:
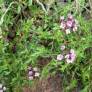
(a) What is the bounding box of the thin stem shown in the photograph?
[36,0,47,14]
[0,1,18,26]
[89,0,92,17]
[75,0,80,13]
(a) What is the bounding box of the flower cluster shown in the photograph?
[0,83,6,92]
[60,14,79,34]
[28,66,40,80]
[65,49,76,63]
[57,45,76,63]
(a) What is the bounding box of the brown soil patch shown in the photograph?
[37,57,52,68]
[23,74,62,92]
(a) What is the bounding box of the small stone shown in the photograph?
[66,20,73,28]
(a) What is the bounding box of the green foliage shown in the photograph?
[0,0,92,91]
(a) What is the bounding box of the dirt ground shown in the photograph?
[23,74,62,92]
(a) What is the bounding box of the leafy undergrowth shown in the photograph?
[0,0,92,92]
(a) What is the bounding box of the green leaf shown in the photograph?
[28,0,32,6]
[17,5,21,14]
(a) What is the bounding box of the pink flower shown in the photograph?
[28,67,40,80]
[0,83,6,92]
[68,13,73,20]
[60,16,64,21]
[60,45,65,50]
[34,72,40,77]
[66,20,73,28]
[60,22,66,29]
[29,71,33,76]
[65,49,76,63]
[73,26,77,32]
[60,13,79,34]
[57,54,64,61]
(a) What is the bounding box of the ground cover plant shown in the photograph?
[0,0,92,92]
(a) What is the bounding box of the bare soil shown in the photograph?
[23,74,62,92]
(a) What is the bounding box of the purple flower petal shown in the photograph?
[57,54,64,61]
[66,20,73,28]
[28,71,33,76]
[68,13,73,20]
[65,49,76,63]
[60,13,79,34]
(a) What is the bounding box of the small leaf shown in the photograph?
[28,0,32,6]
[17,5,21,14]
